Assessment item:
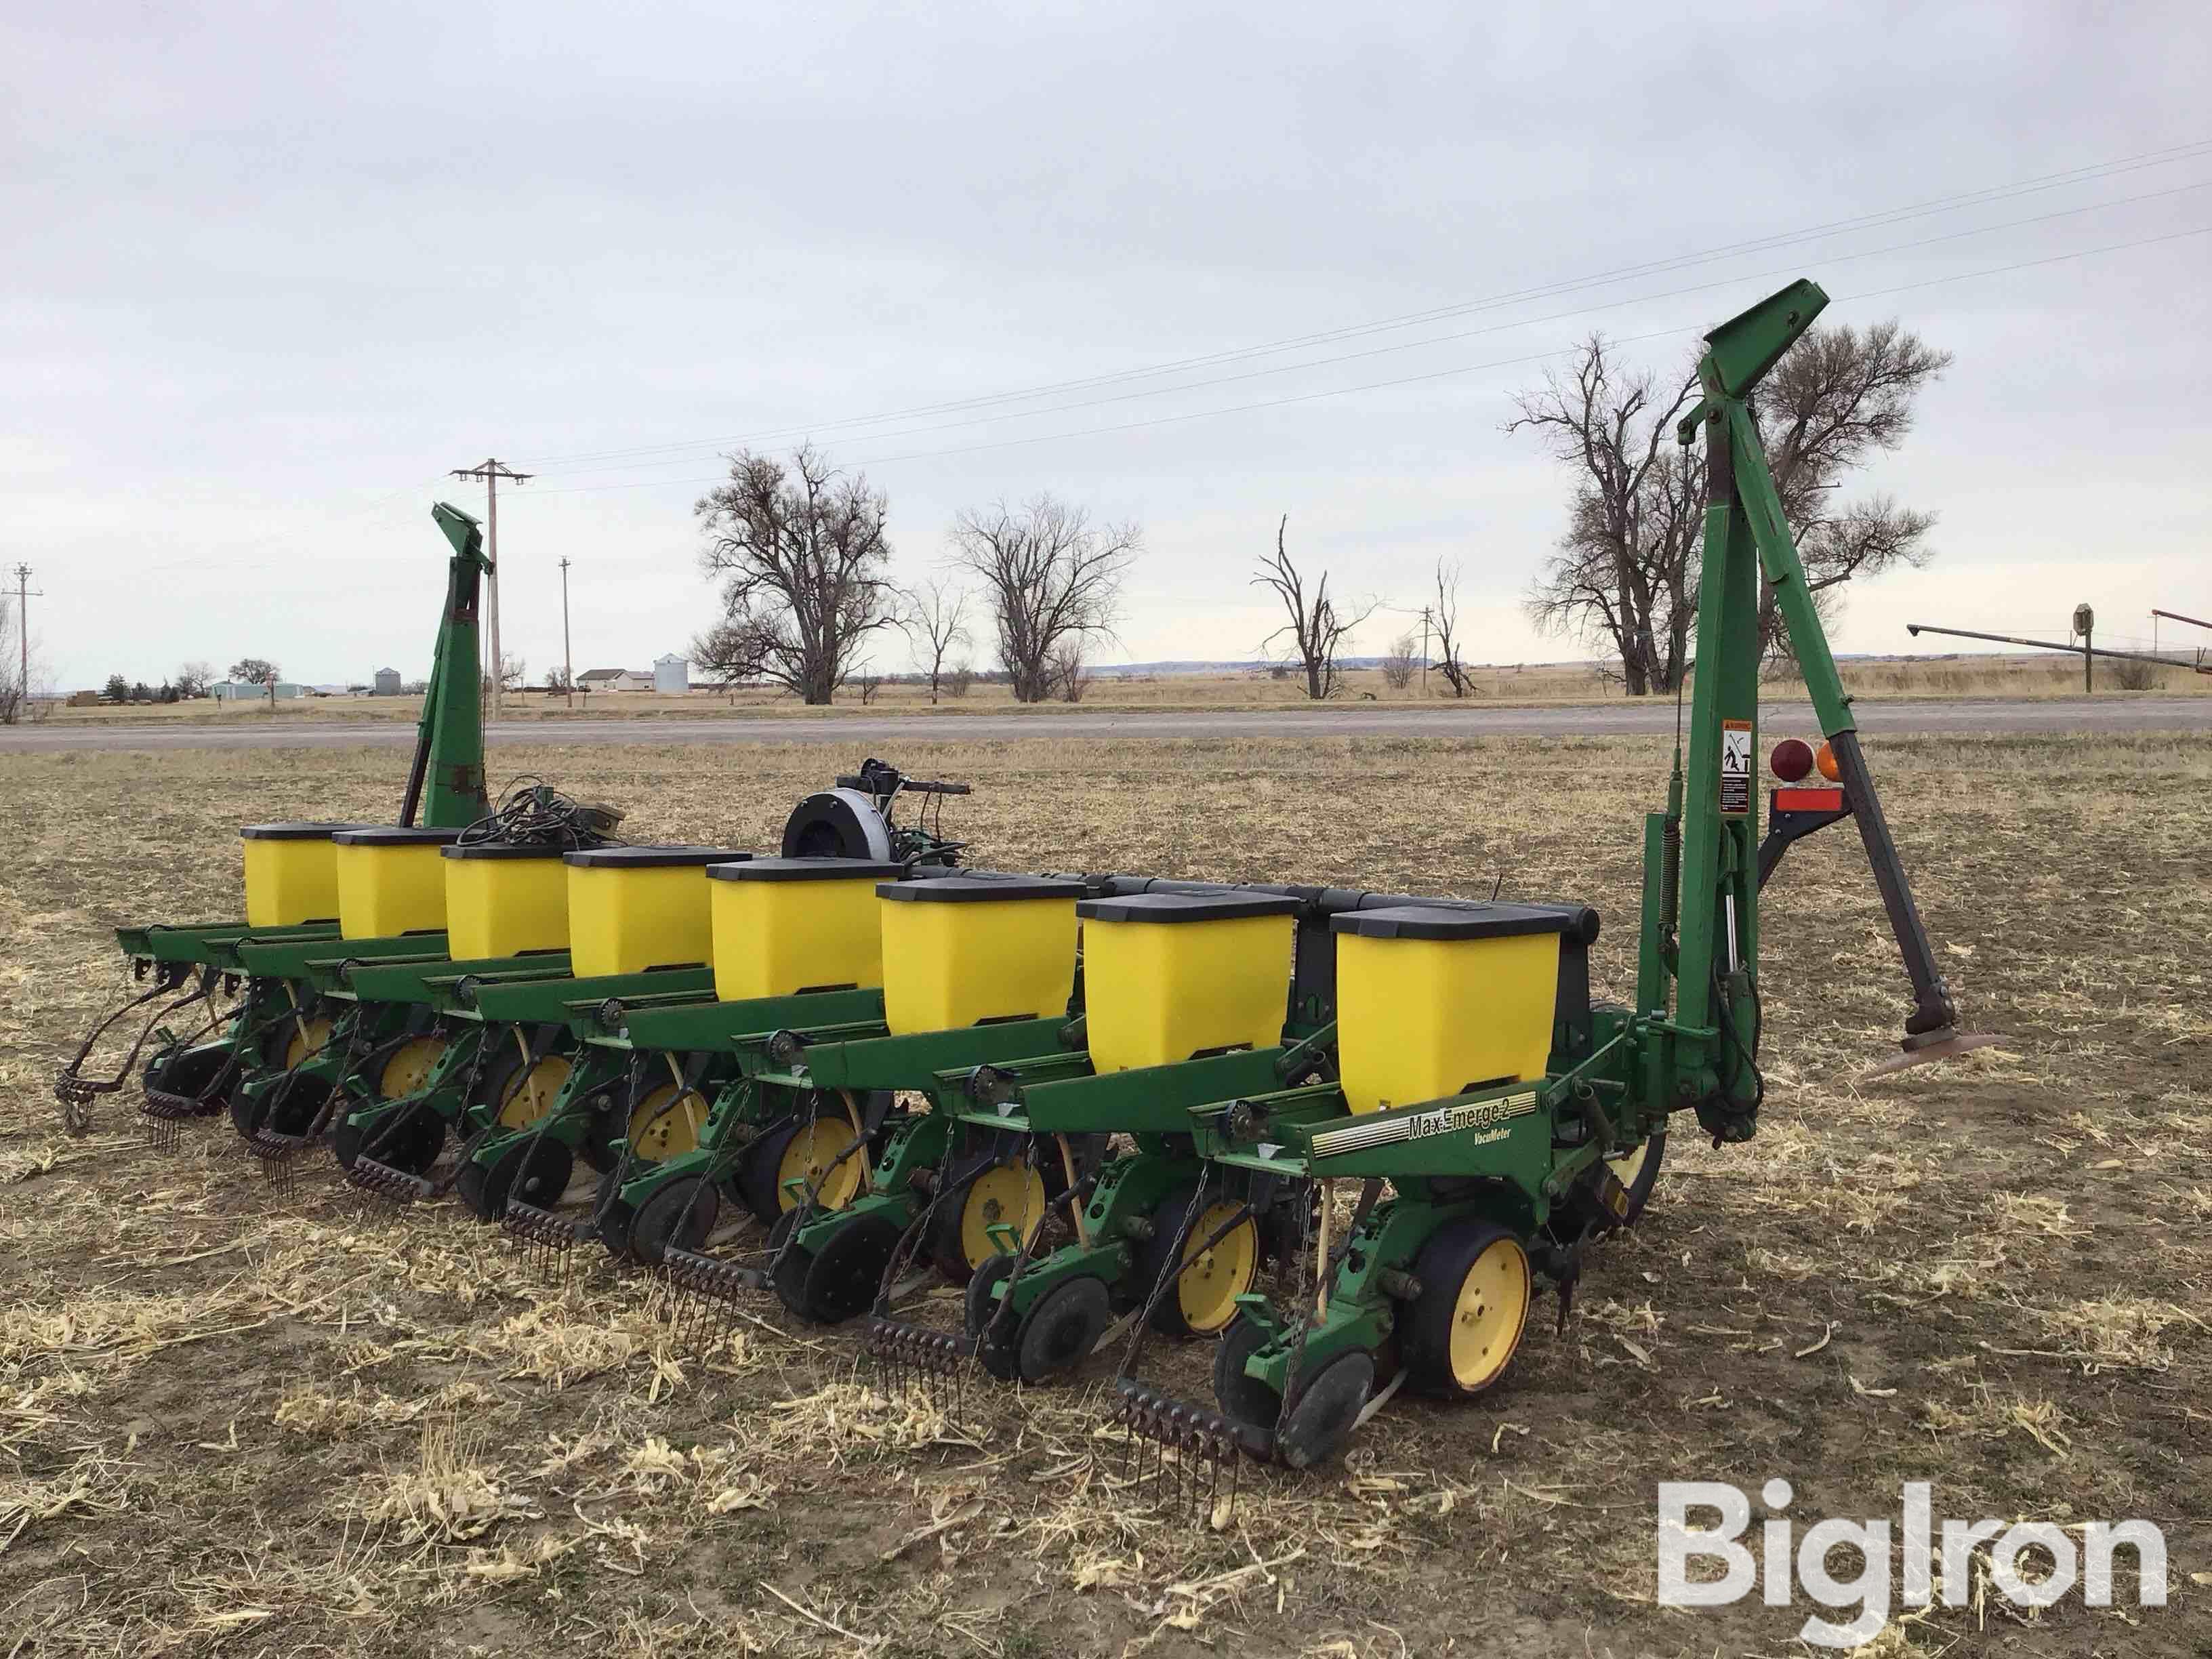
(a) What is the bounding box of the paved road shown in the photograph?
[1,697,2203,753]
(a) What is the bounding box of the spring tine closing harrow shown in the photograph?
[347,1154,434,1203]
[1103,1169,1282,1522]
[659,1247,764,1359]
[252,1023,369,1194]
[1111,1380,1261,1523]
[504,1201,586,1292]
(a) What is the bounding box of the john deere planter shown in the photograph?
[1103,279,1999,1498]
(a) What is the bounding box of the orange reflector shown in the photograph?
[1814,740,1842,782]
[1775,787,1846,813]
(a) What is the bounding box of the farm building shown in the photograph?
[653,655,689,693]
[210,680,306,701]
[578,668,653,692]
[372,668,402,695]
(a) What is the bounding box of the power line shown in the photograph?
[516,137,2212,472]
[518,221,2212,495]
[527,175,2212,487]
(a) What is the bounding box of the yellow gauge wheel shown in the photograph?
[496,1054,573,1130]
[958,1160,1046,1269]
[1446,1234,1531,1392]
[626,1081,702,1160]
[283,1014,333,1070]
[1175,1200,1258,1334]
[377,1036,448,1101]
[776,1118,865,1212]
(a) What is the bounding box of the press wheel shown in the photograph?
[593,1165,638,1261]
[1013,1273,1111,1385]
[793,1213,899,1326]
[765,1208,811,1311]
[963,1254,1020,1381]
[628,1174,720,1265]
[333,1109,445,1176]
[1275,1349,1374,1471]
[457,1136,575,1222]
[1404,1220,1532,1399]
[148,1045,228,1113]
[1212,1313,1280,1438]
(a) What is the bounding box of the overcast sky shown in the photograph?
[7,3,2209,690]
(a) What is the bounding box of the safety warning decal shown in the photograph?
[1720,718,1753,815]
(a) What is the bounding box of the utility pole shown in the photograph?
[558,556,574,708]
[450,459,532,714]
[1419,605,1432,695]
[12,563,41,705]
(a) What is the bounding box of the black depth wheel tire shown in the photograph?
[337,1110,445,1176]
[460,1137,575,1222]
[594,1165,639,1261]
[1276,1349,1375,1471]
[629,1175,719,1267]
[1607,1128,1666,1226]
[735,1122,799,1225]
[229,1083,268,1141]
[765,1209,811,1313]
[796,1214,899,1326]
[1403,1218,1532,1401]
[262,1077,332,1141]
[150,1046,228,1111]
[1212,1313,1280,1437]
[1015,1274,1111,1385]
[964,1254,1020,1381]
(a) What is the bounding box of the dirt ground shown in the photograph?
[1,731,2205,1656]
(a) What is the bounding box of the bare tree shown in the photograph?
[689,444,900,704]
[1380,632,1418,692]
[0,595,16,725]
[1512,322,1948,693]
[900,578,972,705]
[855,672,884,705]
[174,661,212,700]
[1252,514,1378,699]
[948,495,1139,703]
[485,653,526,694]
[1045,640,1089,703]
[945,662,975,699]
[1509,338,1700,695]
[1431,560,1476,697]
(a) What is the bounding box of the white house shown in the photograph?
[578,667,653,692]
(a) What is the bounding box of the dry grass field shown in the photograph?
[43,651,2212,727]
[1,731,2205,1656]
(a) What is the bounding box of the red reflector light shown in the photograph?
[1775,787,1846,813]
